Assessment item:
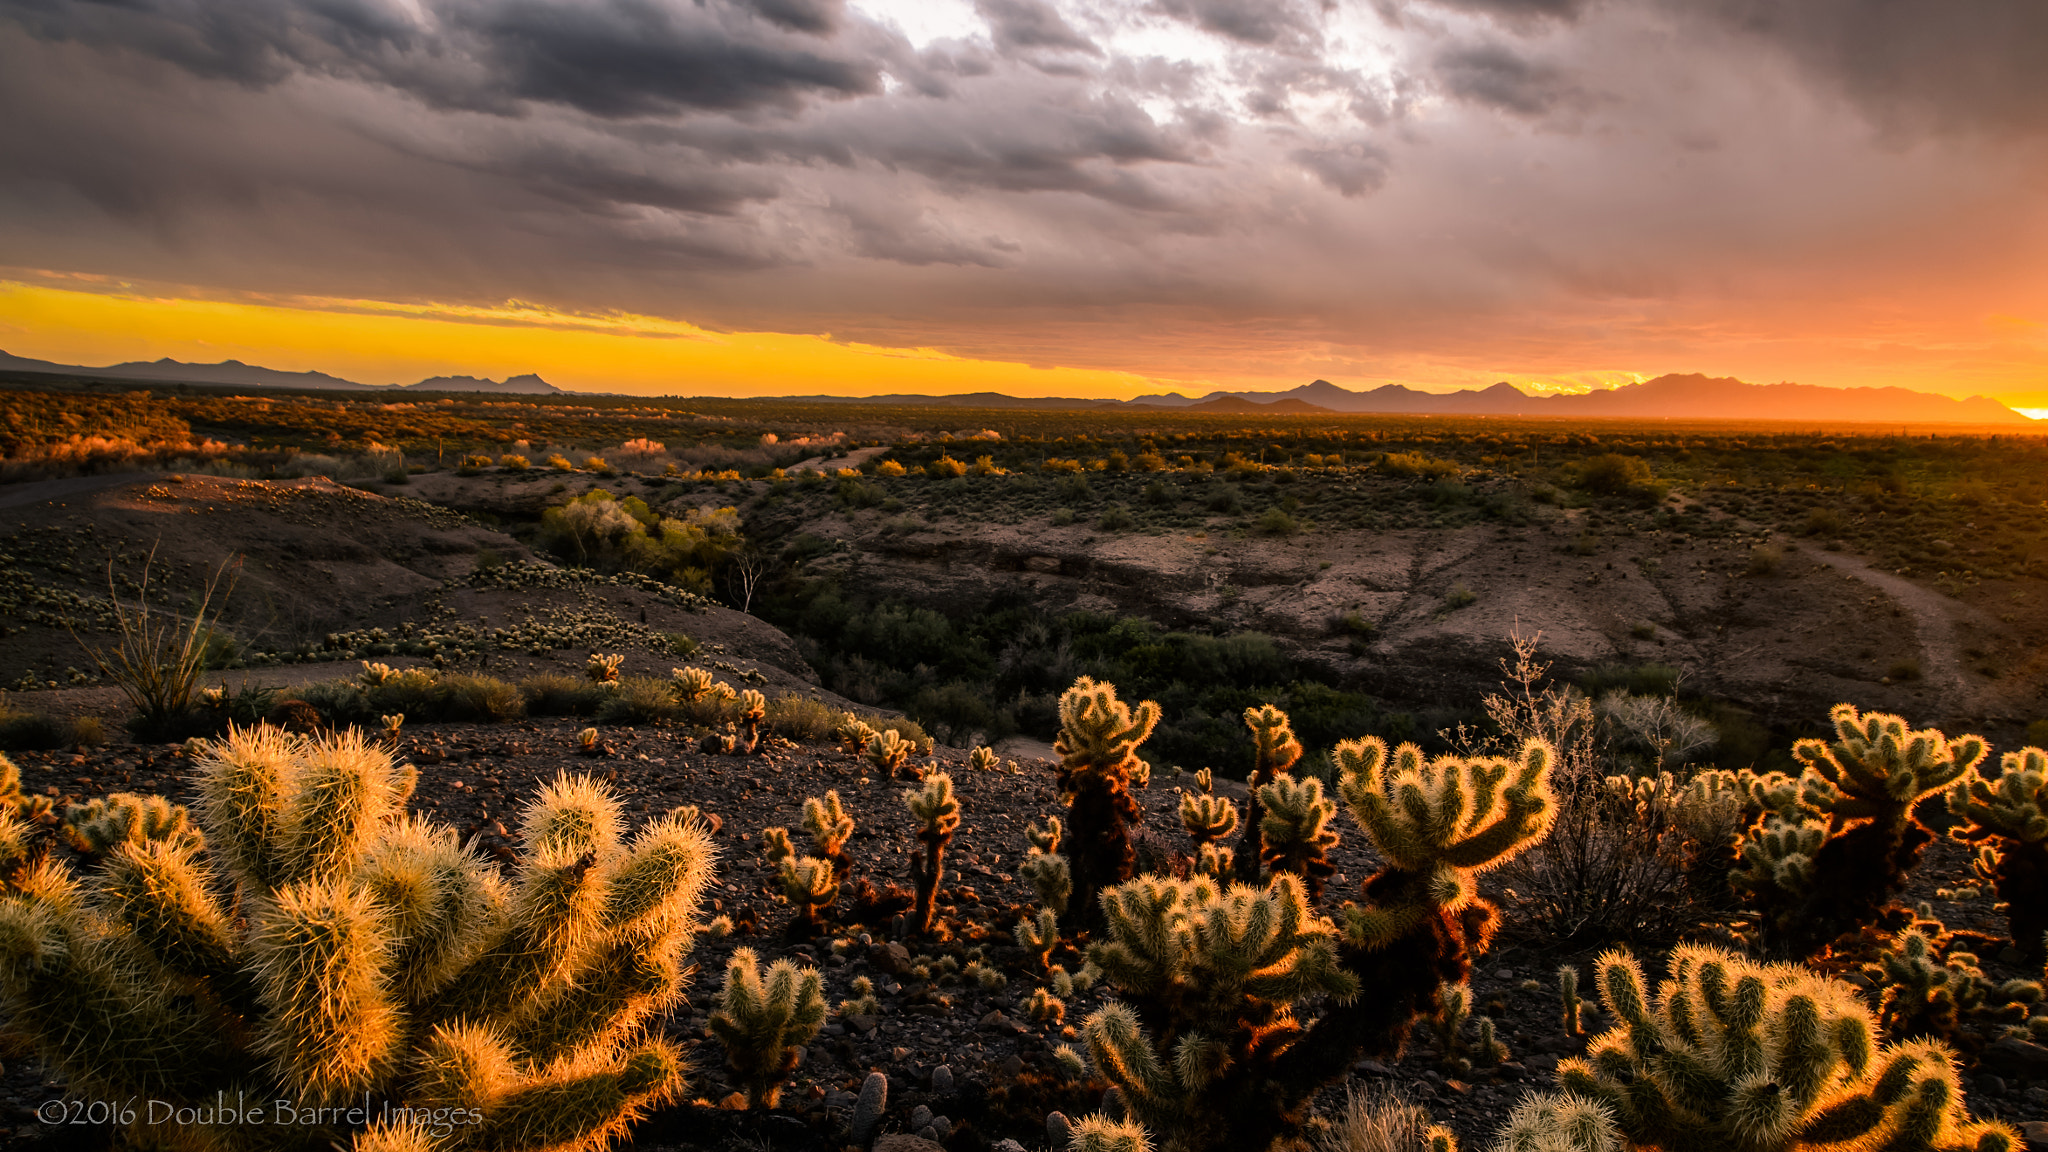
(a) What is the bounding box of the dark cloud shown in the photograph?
[1685,0,2048,136]
[1153,0,1319,47]
[1421,0,1588,21]
[1432,42,1577,116]
[1,0,889,116]
[1290,142,1389,197]
[975,0,1100,56]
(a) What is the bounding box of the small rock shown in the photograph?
[870,941,913,975]
[874,1136,945,1152]
[716,1092,747,1110]
[1352,1059,1392,1076]
[1978,1075,2007,1097]
[892,1046,912,1062]
[1494,968,1515,980]
[2023,1122,2048,1152]
[994,1140,1029,1152]
[1002,1054,1025,1077]
[846,1014,879,1034]
[1985,1038,2048,1072]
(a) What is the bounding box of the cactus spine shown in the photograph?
[1554,943,2019,1152]
[1053,677,1160,927]
[706,946,826,1108]
[1078,873,1355,1152]
[60,792,203,856]
[1947,745,2048,960]
[1490,1093,1619,1152]
[0,723,712,1151]
[905,771,960,936]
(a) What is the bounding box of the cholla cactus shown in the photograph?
[1431,983,1507,1074]
[0,723,713,1152]
[867,729,914,778]
[736,689,767,753]
[1179,786,1239,845]
[1232,704,1303,882]
[706,946,826,1108]
[586,653,625,685]
[1192,842,1234,880]
[1017,906,1060,969]
[1948,745,2048,960]
[671,667,718,702]
[1022,817,1072,915]
[838,974,880,1016]
[1865,916,2042,1041]
[1556,943,2019,1152]
[1489,1093,1619,1152]
[971,745,999,772]
[1256,775,1339,897]
[59,793,203,856]
[381,713,405,745]
[802,791,855,878]
[1079,873,1355,1152]
[360,661,399,687]
[1029,985,1066,1025]
[1052,677,1160,927]
[1559,964,1585,1037]
[905,772,960,936]
[776,856,839,934]
[1070,1114,1153,1152]
[1739,705,1989,957]
[834,712,879,754]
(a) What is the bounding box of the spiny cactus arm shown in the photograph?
[1799,1039,2020,1152]
[0,882,226,1101]
[477,1040,685,1152]
[1202,876,1355,1004]
[351,1118,440,1152]
[1488,1093,1620,1152]
[192,722,300,894]
[1017,907,1060,967]
[1243,704,1303,783]
[1797,705,1988,820]
[707,948,826,1108]
[760,826,795,864]
[1022,851,1072,917]
[514,923,694,1068]
[1256,776,1339,886]
[1192,842,1233,881]
[777,855,838,924]
[1086,876,1198,998]
[249,878,404,1108]
[602,811,716,941]
[1027,816,1063,853]
[1069,1112,1153,1152]
[1081,1003,1179,1113]
[279,728,413,888]
[98,838,238,987]
[1439,740,1557,870]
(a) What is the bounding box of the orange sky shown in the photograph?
[3,2,2047,404]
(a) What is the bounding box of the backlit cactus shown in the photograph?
[1079,872,1354,1152]
[775,855,838,934]
[905,771,960,936]
[1232,704,1302,882]
[971,745,999,772]
[1947,745,2048,959]
[0,723,713,1152]
[1555,943,2019,1152]
[1559,964,1585,1037]
[1017,905,1060,969]
[1741,705,1988,957]
[1864,916,2041,1041]
[735,688,767,752]
[1488,1093,1619,1152]
[59,792,203,856]
[707,946,827,1108]
[1021,816,1073,917]
[671,666,718,702]
[866,729,914,778]
[1053,676,1160,927]
[585,652,625,685]
[1256,774,1339,897]
[802,790,855,879]
[834,712,878,754]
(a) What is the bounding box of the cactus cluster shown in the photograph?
[1231,704,1303,882]
[1734,705,1986,957]
[1178,768,1238,880]
[1864,915,2043,1043]
[1256,774,1340,897]
[59,791,203,856]
[1552,943,2019,1152]
[0,723,715,1152]
[1052,677,1160,927]
[1947,745,2048,961]
[1076,872,1354,1152]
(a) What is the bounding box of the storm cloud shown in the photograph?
[2,0,2046,394]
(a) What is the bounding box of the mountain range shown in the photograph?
[0,349,2029,422]
[0,351,563,395]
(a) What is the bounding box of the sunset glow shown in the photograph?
[1,1,2045,401]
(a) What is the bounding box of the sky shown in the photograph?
[1,0,2046,402]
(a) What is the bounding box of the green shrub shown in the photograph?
[1380,452,1459,479]
[764,694,837,742]
[1442,585,1477,610]
[595,677,678,726]
[1098,504,1136,531]
[1747,543,1784,575]
[1257,508,1299,535]
[522,674,613,717]
[437,674,527,722]
[0,706,79,751]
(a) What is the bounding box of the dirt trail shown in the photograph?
[1807,549,1976,719]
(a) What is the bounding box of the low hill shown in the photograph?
[0,349,372,390]
[404,373,563,395]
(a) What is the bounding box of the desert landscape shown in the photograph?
[0,380,2044,1152]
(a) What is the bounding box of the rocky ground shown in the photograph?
[2,721,2044,1151]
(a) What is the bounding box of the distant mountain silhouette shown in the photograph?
[1128,374,2027,423]
[0,349,371,390]
[404,373,562,395]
